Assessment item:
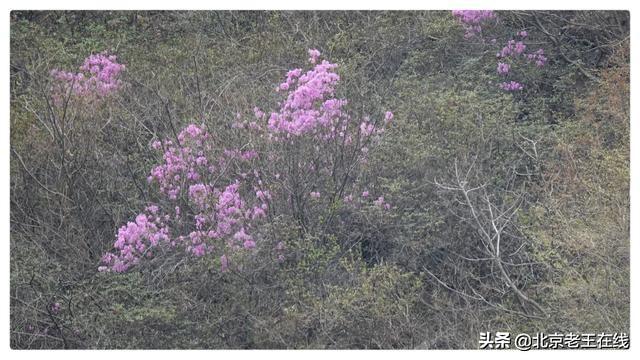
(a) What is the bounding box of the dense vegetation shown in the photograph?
[10,10,629,349]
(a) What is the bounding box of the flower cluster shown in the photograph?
[50,52,125,106]
[148,124,213,200]
[267,51,344,139]
[452,10,496,38]
[234,50,392,151]
[498,81,524,91]
[179,180,262,257]
[496,33,546,68]
[526,48,548,68]
[373,196,392,210]
[100,49,394,274]
[99,205,171,272]
[497,62,510,75]
[497,39,528,58]
[100,123,269,273]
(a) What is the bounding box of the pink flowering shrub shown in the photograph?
[50,52,125,106]
[452,11,547,92]
[99,122,270,273]
[243,49,395,217]
[99,49,394,274]
[495,32,547,91]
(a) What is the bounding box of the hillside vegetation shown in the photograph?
[10,10,629,349]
